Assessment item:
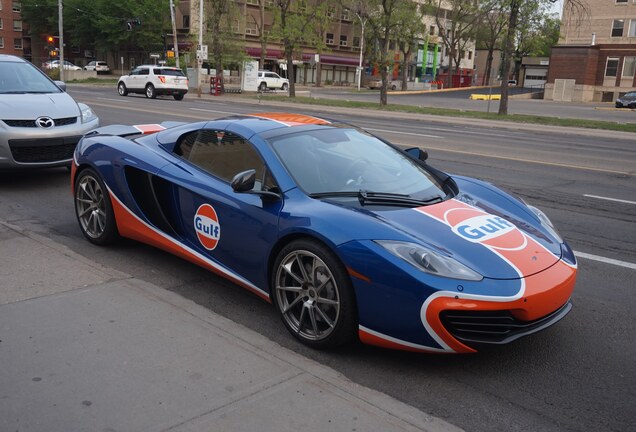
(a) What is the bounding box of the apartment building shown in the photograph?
[546,0,636,101]
[182,0,474,86]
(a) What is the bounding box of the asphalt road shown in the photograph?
[1,86,634,432]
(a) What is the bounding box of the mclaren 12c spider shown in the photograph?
[71,113,577,353]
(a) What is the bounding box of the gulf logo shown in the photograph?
[445,207,527,251]
[194,204,221,250]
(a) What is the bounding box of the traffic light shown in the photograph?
[47,36,54,44]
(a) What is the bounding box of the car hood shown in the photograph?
[323,177,562,280]
[0,92,80,119]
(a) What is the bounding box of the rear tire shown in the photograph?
[173,94,184,101]
[74,168,120,246]
[118,82,128,96]
[145,84,156,99]
[271,239,357,349]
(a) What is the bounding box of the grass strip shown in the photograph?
[255,95,636,133]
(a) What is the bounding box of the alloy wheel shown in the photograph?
[75,174,107,239]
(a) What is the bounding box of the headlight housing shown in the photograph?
[78,103,97,123]
[376,240,483,281]
[526,204,563,243]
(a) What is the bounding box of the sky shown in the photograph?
[550,0,564,18]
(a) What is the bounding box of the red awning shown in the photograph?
[246,47,283,60]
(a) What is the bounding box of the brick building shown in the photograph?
[545,0,636,102]
[0,0,26,57]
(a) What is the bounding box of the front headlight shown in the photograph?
[78,103,97,123]
[526,204,563,243]
[375,240,483,281]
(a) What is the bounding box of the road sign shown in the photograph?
[150,53,160,59]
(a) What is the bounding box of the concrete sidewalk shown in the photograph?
[0,220,462,432]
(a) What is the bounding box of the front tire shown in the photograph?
[74,168,119,245]
[259,82,268,92]
[173,94,184,101]
[145,84,156,99]
[281,83,289,91]
[118,82,128,96]
[272,239,357,349]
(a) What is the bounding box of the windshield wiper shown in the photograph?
[309,190,443,207]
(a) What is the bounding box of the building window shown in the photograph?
[605,57,620,76]
[13,37,22,49]
[468,50,473,60]
[326,33,334,45]
[430,25,435,36]
[13,19,21,31]
[0,18,3,29]
[611,19,625,37]
[353,36,360,47]
[341,8,350,21]
[12,1,19,12]
[615,0,627,3]
[623,56,636,77]
[327,7,335,18]
[340,35,347,46]
[245,25,258,36]
[0,37,4,49]
[629,19,636,37]
[183,15,190,29]
[246,0,258,4]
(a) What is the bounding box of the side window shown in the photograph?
[130,68,140,76]
[176,130,277,192]
[139,68,149,76]
[153,68,162,75]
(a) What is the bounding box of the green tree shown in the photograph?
[395,1,426,91]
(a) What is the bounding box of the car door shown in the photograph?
[267,72,280,88]
[158,127,283,293]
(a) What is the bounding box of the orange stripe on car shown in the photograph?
[248,112,331,126]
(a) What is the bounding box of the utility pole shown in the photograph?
[169,0,179,68]
[356,15,366,91]
[197,0,203,97]
[58,0,64,81]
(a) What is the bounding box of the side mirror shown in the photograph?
[54,81,67,92]
[231,169,256,193]
[405,147,428,162]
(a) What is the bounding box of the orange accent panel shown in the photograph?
[133,124,166,134]
[110,191,271,303]
[248,112,330,126]
[70,160,78,195]
[358,329,451,354]
[347,267,371,283]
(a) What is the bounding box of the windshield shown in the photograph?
[0,61,62,94]
[268,127,447,201]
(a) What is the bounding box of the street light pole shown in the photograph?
[356,15,366,91]
[58,0,64,81]
[169,0,179,68]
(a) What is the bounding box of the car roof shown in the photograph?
[0,54,26,63]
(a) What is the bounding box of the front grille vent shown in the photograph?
[440,301,571,346]
[3,117,78,128]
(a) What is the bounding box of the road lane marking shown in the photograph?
[97,97,128,102]
[190,107,241,115]
[583,194,636,205]
[424,147,632,176]
[574,251,636,270]
[365,128,442,139]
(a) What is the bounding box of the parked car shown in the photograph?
[117,65,188,100]
[0,54,99,169]
[42,60,82,71]
[615,91,636,108]
[367,78,401,91]
[84,61,110,74]
[71,112,576,352]
[257,70,289,91]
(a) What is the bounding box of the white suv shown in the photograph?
[84,61,110,74]
[117,65,189,100]
[257,70,289,91]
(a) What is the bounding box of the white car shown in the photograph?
[42,60,82,71]
[117,65,188,100]
[84,61,110,74]
[257,70,289,91]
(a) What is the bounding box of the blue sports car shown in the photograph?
[71,113,577,353]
